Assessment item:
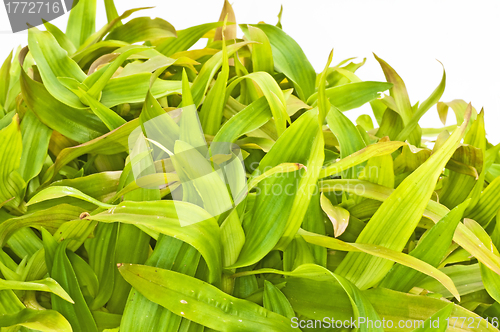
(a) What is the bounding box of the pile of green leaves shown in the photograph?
[1,0,500,331]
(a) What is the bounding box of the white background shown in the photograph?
[1,0,499,143]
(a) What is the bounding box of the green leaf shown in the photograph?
[34,171,122,211]
[396,65,446,141]
[120,228,200,329]
[42,119,140,183]
[104,0,120,25]
[358,153,395,188]
[85,223,118,309]
[263,280,295,319]
[437,99,477,126]
[247,163,305,190]
[0,277,73,303]
[0,204,84,248]
[0,308,72,331]
[225,72,289,136]
[92,311,121,331]
[138,90,180,153]
[118,54,195,78]
[466,175,500,227]
[298,229,459,300]
[377,108,404,140]
[87,200,222,283]
[0,115,23,211]
[467,141,500,211]
[412,303,454,332]
[51,241,98,332]
[72,41,128,68]
[80,90,126,130]
[231,110,323,268]
[213,96,271,144]
[3,47,23,114]
[69,251,99,301]
[440,110,486,209]
[463,218,500,304]
[221,209,245,268]
[100,74,182,108]
[248,25,274,74]
[3,2,500,328]
[248,23,316,100]
[4,228,42,261]
[335,106,471,290]
[283,235,316,271]
[27,186,115,209]
[78,7,152,51]
[320,140,405,178]
[416,264,481,298]
[320,179,500,282]
[84,45,151,99]
[282,279,494,332]
[380,200,468,292]
[191,41,253,107]
[374,54,413,124]
[374,54,423,146]
[66,0,97,49]
[0,111,15,130]
[272,4,282,29]
[171,139,234,217]
[307,81,392,110]
[357,114,374,131]
[106,17,176,44]
[180,68,194,106]
[317,50,333,124]
[327,58,366,87]
[320,193,350,237]
[28,27,87,108]
[118,264,295,331]
[19,109,52,183]
[156,22,225,56]
[301,192,327,267]
[20,69,107,143]
[0,51,12,110]
[232,52,260,105]
[237,264,383,332]
[105,168,159,314]
[199,38,229,135]
[326,105,367,178]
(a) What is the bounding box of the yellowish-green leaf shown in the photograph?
[320,193,350,237]
[335,106,470,290]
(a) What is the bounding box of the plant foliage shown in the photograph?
[0,0,499,331]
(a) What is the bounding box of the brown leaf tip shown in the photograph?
[297,163,307,171]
